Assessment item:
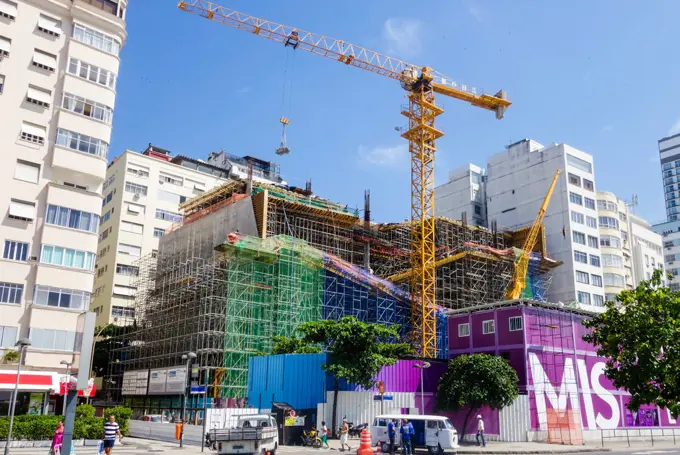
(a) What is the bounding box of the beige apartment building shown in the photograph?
[91,146,231,327]
[0,0,126,413]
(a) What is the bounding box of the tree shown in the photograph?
[271,336,322,355]
[274,317,412,436]
[436,354,519,436]
[582,269,680,418]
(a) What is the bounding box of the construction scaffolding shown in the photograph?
[108,179,560,406]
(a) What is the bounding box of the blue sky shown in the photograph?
[111,1,680,225]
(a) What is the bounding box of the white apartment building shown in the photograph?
[91,146,230,327]
[434,163,486,226]
[652,219,680,291]
[0,0,126,413]
[659,133,680,221]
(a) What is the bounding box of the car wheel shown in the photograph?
[427,445,443,455]
[381,442,391,453]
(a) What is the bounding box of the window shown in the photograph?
[590,255,601,267]
[568,173,581,186]
[569,192,583,205]
[597,200,607,210]
[62,93,113,124]
[0,282,23,304]
[458,323,470,337]
[63,181,88,191]
[125,182,147,196]
[651,257,656,267]
[585,198,595,210]
[0,35,11,58]
[33,285,90,310]
[571,211,584,224]
[32,49,57,72]
[112,306,135,318]
[599,216,619,229]
[101,210,110,224]
[574,250,588,264]
[619,212,627,222]
[29,328,76,351]
[26,85,51,108]
[0,74,4,93]
[103,191,113,206]
[573,231,586,245]
[45,205,99,233]
[591,274,603,287]
[621,230,628,242]
[586,216,597,229]
[575,270,590,284]
[583,179,594,191]
[603,254,624,268]
[159,173,183,186]
[116,264,139,276]
[0,326,18,348]
[20,122,46,145]
[600,235,621,248]
[127,164,149,178]
[509,316,523,332]
[577,291,591,305]
[567,154,592,173]
[8,199,36,221]
[103,174,115,191]
[153,227,165,238]
[40,245,95,271]
[67,57,116,89]
[113,285,136,297]
[645,254,649,266]
[157,190,187,205]
[0,0,17,20]
[37,14,61,36]
[126,202,145,214]
[593,294,605,307]
[118,243,141,257]
[155,209,183,223]
[604,273,625,287]
[588,235,599,249]
[14,160,40,183]
[3,240,28,261]
[605,293,618,303]
[80,0,123,18]
[121,221,143,234]
[56,128,108,158]
[482,320,495,334]
[72,23,120,55]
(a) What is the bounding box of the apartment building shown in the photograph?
[91,145,230,327]
[659,133,680,221]
[434,164,486,226]
[652,219,680,291]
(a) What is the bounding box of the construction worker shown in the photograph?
[387,419,396,454]
[400,419,414,455]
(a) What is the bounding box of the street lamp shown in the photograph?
[180,352,197,448]
[412,361,431,415]
[5,338,31,455]
[60,360,73,416]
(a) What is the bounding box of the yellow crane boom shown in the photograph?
[506,169,561,300]
[177,0,511,357]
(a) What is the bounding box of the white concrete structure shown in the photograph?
[434,164,486,226]
[629,213,664,285]
[652,219,680,291]
[484,140,604,311]
[659,133,680,221]
[0,0,126,385]
[91,146,230,327]
[207,150,286,187]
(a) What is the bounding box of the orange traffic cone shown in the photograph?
[377,441,383,454]
[357,429,373,455]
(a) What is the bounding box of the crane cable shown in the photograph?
[278,48,296,152]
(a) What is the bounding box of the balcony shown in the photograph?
[52,145,107,184]
[78,0,125,19]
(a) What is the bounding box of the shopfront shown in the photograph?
[0,370,60,415]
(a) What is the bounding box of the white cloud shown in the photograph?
[669,118,680,136]
[382,18,423,58]
[358,144,408,167]
[468,6,482,21]
[600,124,614,133]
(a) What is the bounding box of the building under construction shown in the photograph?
[108,179,559,408]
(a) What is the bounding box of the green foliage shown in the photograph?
[0,415,61,440]
[437,354,519,434]
[75,404,96,419]
[2,350,19,362]
[74,417,104,440]
[271,336,322,355]
[92,324,137,377]
[104,406,132,436]
[582,269,680,418]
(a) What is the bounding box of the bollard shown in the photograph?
[175,423,183,441]
[357,429,373,455]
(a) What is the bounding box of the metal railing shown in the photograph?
[601,427,680,447]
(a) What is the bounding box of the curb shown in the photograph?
[455,450,610,454]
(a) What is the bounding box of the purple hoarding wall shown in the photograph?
[335,359,447,394]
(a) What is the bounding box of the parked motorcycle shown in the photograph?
[349,423,368,438]
[301,429,323,448]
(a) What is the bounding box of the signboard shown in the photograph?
[190,385,207,394]
[147,366,187,395]
[148,368,168,394]
[73,312,96,390]
[285,416,305,426]
[373,395,393,401]
[122,370,149,396]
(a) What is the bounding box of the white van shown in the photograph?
[371,415,458,454]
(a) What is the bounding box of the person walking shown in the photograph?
[103,414,123,455]
[400,419,414,455]
[476,415,486,447]
[339,418,350,451]
[387,419,396,455]
[51,421,64,455]
[320,421,330,450]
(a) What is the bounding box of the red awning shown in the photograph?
[59,378,96,397]
[0,371,60,392]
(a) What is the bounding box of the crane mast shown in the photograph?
[177,0,511,357]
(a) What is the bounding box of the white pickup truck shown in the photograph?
[206,414,279,455]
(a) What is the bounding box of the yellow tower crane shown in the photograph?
[177,0,511,357]
[506,169,561,300]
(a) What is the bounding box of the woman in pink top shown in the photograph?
[52,421,64,455]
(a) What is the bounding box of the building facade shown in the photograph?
[0,0,126,414]
[652,219,680,291]
[207,150,286,186]
[90,146,230,327]
[659,133,680,221]
[434,163,486,226]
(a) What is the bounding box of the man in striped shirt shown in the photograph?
[103,415,122,455]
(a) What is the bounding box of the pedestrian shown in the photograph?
[476,415,486,447]
[387,419,396,454]
[103,414,123,455]
[51,421,64,455]
[400,419,414,455]
[320,421,330,450]
[339,418,350,451]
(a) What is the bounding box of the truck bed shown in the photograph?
[209,427,277,442]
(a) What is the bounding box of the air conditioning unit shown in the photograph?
[29,256,38,262]
[133,193,140,200]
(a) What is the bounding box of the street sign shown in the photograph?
[373,395,393,401]
[190,385,207,394]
